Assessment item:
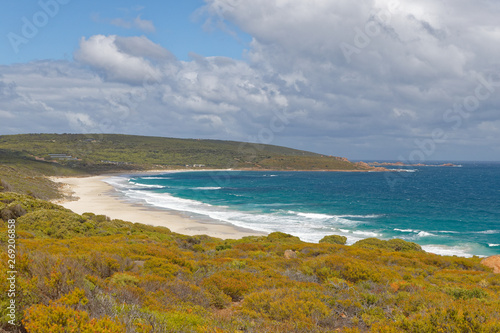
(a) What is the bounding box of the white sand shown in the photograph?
[50,172,266,239]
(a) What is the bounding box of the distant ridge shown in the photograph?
[0,133,382,173]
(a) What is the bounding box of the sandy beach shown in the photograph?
[50,172,266,239]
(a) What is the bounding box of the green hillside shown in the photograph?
[0,133,374,173]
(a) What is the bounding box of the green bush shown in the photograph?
[319,235,347,245]
[266,231,301,243]
[447,287,488,300]
[353,238,423,252]
[241,288,330,324]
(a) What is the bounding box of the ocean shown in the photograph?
[104,162,500,258]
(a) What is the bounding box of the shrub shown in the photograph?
[0,179,13,192]
[22,289,125,333]
[203,284,232,309]
[319,235,347,245]
[386,239,423,252]
[110,273,139,287]
[241,288,330,324]
[17,209,88,238]
[0,203,27,221]
[353,238,422,252]
[215,244,232,251]
[397,305,500,332]
[84,252,121,279]
[447,287,488,300]
[266,232,301,243]
[202,271,252,301]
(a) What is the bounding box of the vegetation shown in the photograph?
[1,192,499,332]
[1,136,497,331]
[0,149,83,200]
[0,134,378,174]
[319,235,347,245]
[352,238,424,252]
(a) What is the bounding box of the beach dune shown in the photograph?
[50,174,265,239]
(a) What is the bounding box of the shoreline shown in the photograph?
[50,170,267,239]
[47,169,496,258]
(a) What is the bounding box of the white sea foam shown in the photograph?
[292,211,377,221]
[143,177,172,180]
[475,230,499,234]
[489,244,500,247]
[416,231,435,237]
[129,183,166,189]
[421,245,478,258]
[394,229,441,238]
[338,214,381,218]
[105,177,167,190]
[394,228,416,233]
[115,184,368,242]
[295,212,336,219]
[352,230,381,237]
[191,187,222,190]
[291,212,361,226]
[387,169,418,172]
[103,177,131,189]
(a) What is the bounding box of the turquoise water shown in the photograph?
[105,162,500,257]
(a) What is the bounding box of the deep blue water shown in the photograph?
[106,162,500,257]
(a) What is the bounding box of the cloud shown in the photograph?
[198,0,500,158]
[74,35,167,84]
[132,15,156,33]
[2,0,500,160]
[113,36,175,62]
[110,15,156,33]
[92,12,156,33]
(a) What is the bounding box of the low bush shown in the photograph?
[353,238,423,252]
[319,234,347,245]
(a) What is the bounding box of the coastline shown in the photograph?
[50,170,267,239]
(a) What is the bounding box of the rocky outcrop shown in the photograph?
[481,255,500,273]
[284,249,298,259]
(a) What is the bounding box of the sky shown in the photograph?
[1,0,499,161]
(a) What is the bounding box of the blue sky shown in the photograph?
[1,0,499,161]
[1,0,251,64]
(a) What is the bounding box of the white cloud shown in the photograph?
[74,35,165,84]
[1,0,500,160]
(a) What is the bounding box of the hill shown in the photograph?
[0,134,382,200]
[0,133,378,173]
